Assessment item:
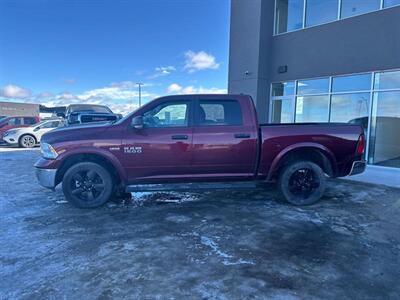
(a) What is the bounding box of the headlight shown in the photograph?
[4,130,16,137]
[41,143,58,159]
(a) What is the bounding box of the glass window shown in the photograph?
[306,0,339,27]
[8,117,22,125]
[198,100,242,126]
[297,78,330,95]
[272,99,293,123]
[275,0,304,34]
[295,96,330,122]
[272,82,295,97]
[384,0,400,7]
[332,74,372,92]
[143,102,188,128]
[330,93,370,130]
[368,91,400,168]
[374,70,400,90]
[341,0,380,18]
[24,117,37,125]
[40,121,60,129]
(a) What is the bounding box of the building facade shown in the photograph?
[228,0,400,171]
[0,101,39,117]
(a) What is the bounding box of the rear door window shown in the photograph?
[23,117,37,125]
[196,100,242,126]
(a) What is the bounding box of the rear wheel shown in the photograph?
[278,161,326,206]
[62,162,113,208]
[19,134,36,148]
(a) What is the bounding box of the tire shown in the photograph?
[62,162,114,208]
[278,161,326,206]
[19,134,36,148]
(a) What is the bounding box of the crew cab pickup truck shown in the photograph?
[61,104,122,125]
[35,94,366,208]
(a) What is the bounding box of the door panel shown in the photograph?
[192,99,258,178]
[121,100,194,182]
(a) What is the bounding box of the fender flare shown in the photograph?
[267,142,337,180]
[56,147,127,183]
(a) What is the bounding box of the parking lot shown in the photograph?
[1,148,399,299]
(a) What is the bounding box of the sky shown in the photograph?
[0,0,230,114]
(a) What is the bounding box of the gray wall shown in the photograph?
[228,0,400,122]
[0,102,39,117]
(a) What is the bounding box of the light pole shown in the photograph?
[136,83,143,107]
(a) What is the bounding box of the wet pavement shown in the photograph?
[1,149,399,299]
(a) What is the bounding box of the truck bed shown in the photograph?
[258,123,364,179]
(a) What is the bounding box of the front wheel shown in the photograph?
[62,162,113,208]
[19,134,36,148]
[278,161,326,206]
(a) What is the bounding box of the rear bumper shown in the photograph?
[35,168,57,189]
[348,160,366,176]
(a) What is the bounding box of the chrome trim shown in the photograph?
[35,168,57,189]
[348,160,367,176]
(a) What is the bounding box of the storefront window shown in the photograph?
[341,0,381,18]
[275,0,304,34]
[384,0,400,7]
[330,93,370,129]
[271,82,295,96]
[374,70,400,90]
[306,0,339,27]
[332,74,372,92]
[297,78,330,95]
[272,99,293,123]
[295,95,330,122]
[368,91,400,168]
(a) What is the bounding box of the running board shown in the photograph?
[126,181,257,193]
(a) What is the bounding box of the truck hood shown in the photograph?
[42,122,112,144]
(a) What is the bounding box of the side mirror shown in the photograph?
[57,112,66,118]
[33,127,40,132]
[131,116,144,129]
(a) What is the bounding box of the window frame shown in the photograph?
[194,99,244,127]
[273,0,397,36]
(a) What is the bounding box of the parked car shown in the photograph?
[0,116,40,141]
[58,104,122,125]
[35,94,366,208]
[3,118,64,148]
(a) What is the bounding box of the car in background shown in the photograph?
[58,104,122,125]
[3,118,64,148]
[0,116,40,141]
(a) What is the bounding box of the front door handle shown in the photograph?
[171,134,189,140]
[234,133,251,139]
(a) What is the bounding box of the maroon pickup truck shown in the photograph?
[35,94,366,208]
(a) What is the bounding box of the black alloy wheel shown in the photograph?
[62,162,113,208]
[278,161,326,206]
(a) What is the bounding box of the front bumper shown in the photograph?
[348,160,366,176]
[35,168,57,189]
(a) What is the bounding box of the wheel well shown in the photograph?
[55,153,121,186]
[273,148,334,179]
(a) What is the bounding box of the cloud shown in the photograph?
[166,83,226,95]
[166,83,183,93]
[184,51,220,73]
[0,81,157,115]
[0,84,31,98]
[149,66,176,79]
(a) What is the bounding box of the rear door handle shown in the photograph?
[171,134,189,140]
[234,133,251,139]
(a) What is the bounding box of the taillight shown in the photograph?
[356,134,365,155]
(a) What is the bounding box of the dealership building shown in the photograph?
[228,0,400,181]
